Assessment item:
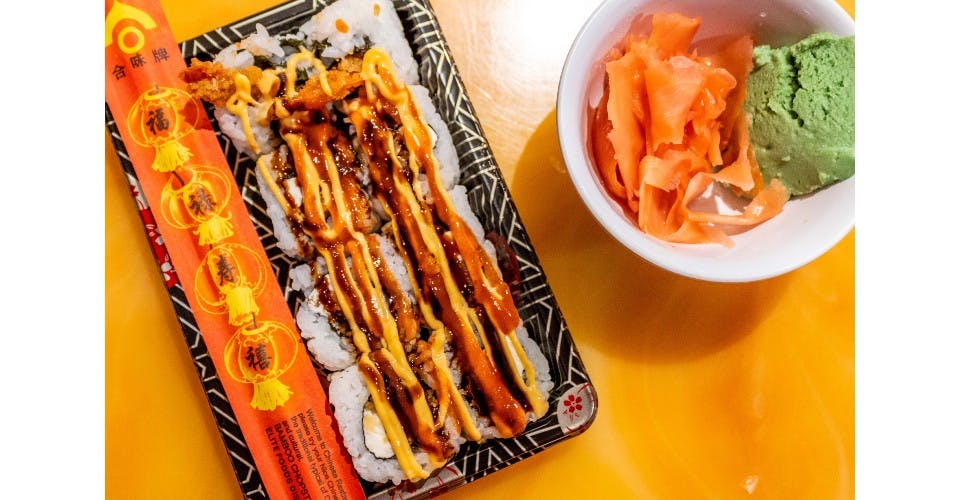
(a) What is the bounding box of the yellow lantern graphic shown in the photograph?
[194,243,267,326]
[160,165,235,246]
[126,86,200,172]
[224,320,299,411]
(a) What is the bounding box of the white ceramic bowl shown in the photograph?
[557,0,854,282]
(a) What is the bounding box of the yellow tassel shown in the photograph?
[194,213,234,245]
[152,140,193,172]
[250,378,293,411]
[224,286,259,325]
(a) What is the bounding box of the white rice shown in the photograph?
[410,85,459,189]
[216,24,287,68]
[328,366,406,485]
[288,263,315,296]
[299,0,419,84]
[213,44,254,69]
[297,289,356,371]
[241,24,285,60]
[254,165,302,258]
[516,324,554,398]
[214,106,277,158]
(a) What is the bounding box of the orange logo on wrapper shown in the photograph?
[105,0,158,53]
[105,0,365,496]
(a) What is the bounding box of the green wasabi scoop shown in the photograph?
[744,32,855,196]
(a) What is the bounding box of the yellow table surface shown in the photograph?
[105,0,855,498]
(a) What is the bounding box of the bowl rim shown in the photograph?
[556,0,854,283]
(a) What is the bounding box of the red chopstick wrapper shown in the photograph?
[105,0,365,497]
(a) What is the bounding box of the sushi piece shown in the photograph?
[181,0,554,485]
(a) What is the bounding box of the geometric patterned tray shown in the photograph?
[106,0,596,497]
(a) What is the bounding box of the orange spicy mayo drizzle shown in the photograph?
[277,116,452,479]
[210,46,549,480]
[348,86,529,436]
[357,48,548,417]
[374,191,480,439]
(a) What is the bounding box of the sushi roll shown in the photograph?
[181,0,554,484]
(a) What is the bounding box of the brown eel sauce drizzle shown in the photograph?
[203,47,547,482]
